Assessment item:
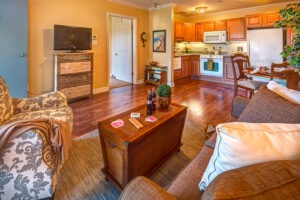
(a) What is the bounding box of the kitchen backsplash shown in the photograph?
[175,41,248,54]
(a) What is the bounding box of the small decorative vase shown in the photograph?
[158,96,171,110]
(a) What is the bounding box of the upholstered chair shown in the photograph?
[0,76,73,199]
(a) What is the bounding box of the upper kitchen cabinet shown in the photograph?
[246,14,263,28]
[246,12,280,28]
[175,22,185,40]
[203,21,215,32]
[263,12,280,27]
[227,17,246,41]
[195,23,204,42]
[184,23,196,42]
[215,20,227,31]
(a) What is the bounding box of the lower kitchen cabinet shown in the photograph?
[224,56,235,80]
[192,56,200,76]
[174,69,182,80]
[181,56,192,78]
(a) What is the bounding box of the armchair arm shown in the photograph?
[120,176,176,200]
[12,91,68,115]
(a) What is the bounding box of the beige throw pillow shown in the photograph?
[267,80,300,104]
[199,122,300,191]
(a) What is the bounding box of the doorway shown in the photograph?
[109,16,133,89]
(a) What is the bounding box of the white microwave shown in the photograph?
[203,31,228,44]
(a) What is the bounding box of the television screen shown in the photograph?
[54,25,92,51]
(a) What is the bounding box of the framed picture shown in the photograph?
[152,30,166,52]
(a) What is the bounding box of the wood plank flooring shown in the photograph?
[69,79,235,138]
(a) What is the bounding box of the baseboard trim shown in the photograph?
[93,87,109,94]
[135,79,144,84]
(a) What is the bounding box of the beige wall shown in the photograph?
[149,6,174,85]
[28,0,149,95]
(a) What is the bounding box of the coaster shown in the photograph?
[145,116,157,122]
[111,119,124,128]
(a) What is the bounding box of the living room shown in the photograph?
[1,0,300,199]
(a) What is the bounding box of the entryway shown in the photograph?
[108,15,135,89]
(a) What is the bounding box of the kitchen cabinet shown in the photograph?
[263,12,280,27]
[174,69,182,80]
[195,23,204,42]
[192,56,200,76]
[224,57,234,80]
[184,23,195,42]
[246,14,263,28]
[175,22,185,39]
[203,21,215,32]
[181,56,192,78]
[215,20,227,31]
[227,17,246,41]
[246,12,280,28]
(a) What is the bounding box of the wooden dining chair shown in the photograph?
[231,53,265,98]
[270,62,289,80]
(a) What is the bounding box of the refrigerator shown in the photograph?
[247,28,284,67]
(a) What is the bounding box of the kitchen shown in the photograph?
[172,10,293,85]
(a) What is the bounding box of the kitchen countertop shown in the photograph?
[174,52,234,57]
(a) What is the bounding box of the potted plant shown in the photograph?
[274,3,300,89]
[157,84,172,110]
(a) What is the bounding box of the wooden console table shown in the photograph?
[144,65,167,86]
[98,103,187,190]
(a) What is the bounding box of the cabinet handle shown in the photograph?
[107,140,116,148]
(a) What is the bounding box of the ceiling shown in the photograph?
[110,0,298,16]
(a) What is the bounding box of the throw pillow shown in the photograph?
[202,159,300,200]
[0,77,13,125]
[267,80,300,104]
[199,122,300,191]
[238,85,300,123]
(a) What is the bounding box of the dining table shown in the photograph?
[243,66,287,86]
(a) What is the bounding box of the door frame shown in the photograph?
[107,12,137,89]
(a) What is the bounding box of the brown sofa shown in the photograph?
[119,85,300,200]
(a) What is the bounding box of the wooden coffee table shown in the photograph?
[98,103,187,190]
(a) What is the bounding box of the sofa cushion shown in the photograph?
[267,80,300,104]
[199,122,300,190]
[202,159,300,200]
[0,77,13,125]
[238,85,300,123]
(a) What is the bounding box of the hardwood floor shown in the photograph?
[69,79,235,138]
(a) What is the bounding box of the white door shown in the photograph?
[0,0,28,97]
[111,16,132,83]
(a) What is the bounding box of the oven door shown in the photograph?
[200,58,223,77]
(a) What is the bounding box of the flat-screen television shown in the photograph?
[54,24,92,51]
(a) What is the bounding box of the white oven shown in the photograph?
[200,55,223,77]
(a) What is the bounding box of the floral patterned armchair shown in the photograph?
[0,76,73,199]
